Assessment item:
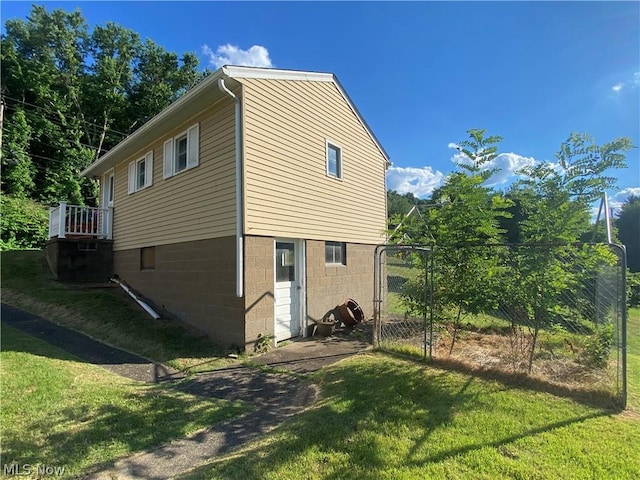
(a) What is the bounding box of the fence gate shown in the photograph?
[374,245,434,361]
[373,243,627,408]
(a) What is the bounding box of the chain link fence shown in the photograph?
[374,243,627,407]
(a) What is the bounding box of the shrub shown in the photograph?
[627,271,640,308]
[0,195,49,250]
[581,322,614,369]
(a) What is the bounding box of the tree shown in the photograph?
[615,195,640,272]
[387,190,416,220]
[498,132,631,371]
[391,129,631,370]
[0,5,205,205]
[392,129,512,352]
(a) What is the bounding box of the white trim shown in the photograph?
[81,68,227,177]
[144,151,154,188]
[173,130,189,174]
[163,138,174,179]
[223,65,333,82]
[325,140,343,180]
[128,151,153,194]
[103,169,115,207]
[217,78,244,298]
[81,66,390,178]
[164,123,200,179]
[273,238,305,344]
[299,240,307,338]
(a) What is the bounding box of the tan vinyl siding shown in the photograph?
[239,78,387,245]
[110,99,236,251]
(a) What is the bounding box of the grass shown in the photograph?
[0,325,250,478]
[183,353,640,480]
[385,260,421,316]
[1,250,237,373]
[628,307,640,411]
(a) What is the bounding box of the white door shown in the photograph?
[103,170,114,207]
[274,240,302,342]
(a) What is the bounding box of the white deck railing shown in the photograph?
[48,202,113,240]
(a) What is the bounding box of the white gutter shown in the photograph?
[217,77,244,298]
[111,278,161,320]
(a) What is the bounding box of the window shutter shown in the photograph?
[163,138,174,179]
[128,161,136,194]
[144,151,153,188]
[187,123,199,169]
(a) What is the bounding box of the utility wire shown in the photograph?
[2,104,111,154]
[2,95,130,138]
[7,105,117,152]
[3,102,116,140]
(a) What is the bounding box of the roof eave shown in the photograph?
[81,67,228,177]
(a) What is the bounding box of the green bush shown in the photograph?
[0,195,49,250]
[581,322,614,369]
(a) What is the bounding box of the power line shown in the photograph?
[3,97,129,141]
[3,102,115,140]
[2,105,111,154]
[7,105,117,146]
[2,95,130,138]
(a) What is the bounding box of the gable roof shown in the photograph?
[81,65,390,177]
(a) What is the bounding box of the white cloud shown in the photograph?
[610,72,640,94]
[202,44,273,69]
[386,166,445,198]
[448,143,537,187]
[611,187,640,213]
[616,187,640,198]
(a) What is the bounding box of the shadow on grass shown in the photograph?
[182,354,614,480]
[3,390,247,477]
[429,355,623,410]
[1,326,248,477]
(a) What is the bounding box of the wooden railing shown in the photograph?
[48,202,113,240]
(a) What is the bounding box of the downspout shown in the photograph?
[218,78,244,298]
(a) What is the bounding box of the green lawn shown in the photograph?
[628,307,640,411]
[183,354,640,480]
[0,326,249,478]
[1,250,235,372]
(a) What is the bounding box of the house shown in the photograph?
[47,65,390,349]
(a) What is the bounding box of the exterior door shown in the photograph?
[274,240,302,342]
[103,170,115,207]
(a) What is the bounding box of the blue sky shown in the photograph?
[3,1,639,210]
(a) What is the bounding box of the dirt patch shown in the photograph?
[429,331,620,407]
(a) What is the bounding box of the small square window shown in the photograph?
[326,142,342,179]
[325,241,346,265]
[140,247,156,270]
[78,242,97,252]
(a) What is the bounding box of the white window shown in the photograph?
[326,141,342,179]
[128,151,153,194]
[163,123,200,179]
[325,241,346,265]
